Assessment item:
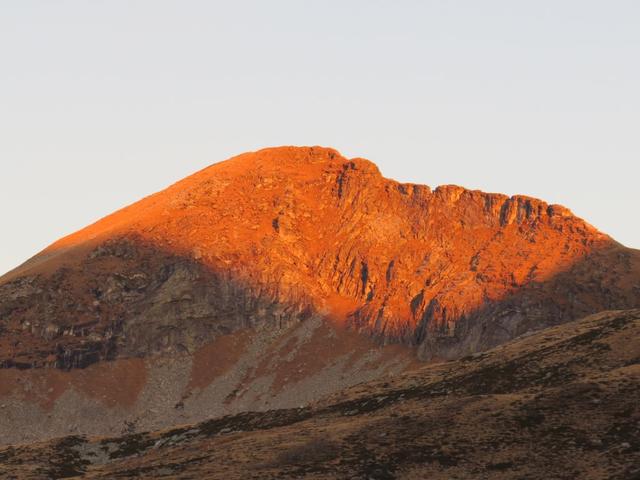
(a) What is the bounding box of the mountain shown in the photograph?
[1,146,639,445]
[2,309,638,479]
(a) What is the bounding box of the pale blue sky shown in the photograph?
[1,1,639,275]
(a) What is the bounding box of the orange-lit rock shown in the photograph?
[2,145,640,446]
[1,146,639,367]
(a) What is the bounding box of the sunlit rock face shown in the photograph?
[1,146,639,368]
[1,146,640,445]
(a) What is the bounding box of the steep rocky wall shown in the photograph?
[1,146,640,369]
[0,238,313,369]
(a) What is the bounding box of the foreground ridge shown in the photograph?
[1,309,638,479]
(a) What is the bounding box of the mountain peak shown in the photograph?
[201,145,381,181]
[1,146,639,446]
[2,146,625,348]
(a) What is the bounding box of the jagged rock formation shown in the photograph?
[2,309,638,479]
[1,146,638,366]
[1,146,639,443]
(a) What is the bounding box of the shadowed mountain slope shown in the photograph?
[1,309,638,479]
[1,146,639,445]
[2,146,639,364]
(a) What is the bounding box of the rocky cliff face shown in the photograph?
[0,239,312,370]
[2,145,640,445]
[1,146,639,370]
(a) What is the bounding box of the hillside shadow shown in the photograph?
[411,243,640,360]
[0,232,639,370]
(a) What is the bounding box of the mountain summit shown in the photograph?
[1,146,639,444]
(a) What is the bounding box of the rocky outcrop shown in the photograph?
[0,238,313,369]
[2,145,640,446]
[1,145,639,370]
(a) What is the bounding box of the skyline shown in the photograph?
[1,1,639,275]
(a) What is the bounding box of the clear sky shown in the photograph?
[1,1,639,276]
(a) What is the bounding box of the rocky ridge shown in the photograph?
[1,146,638,369]
[1,146,639,445]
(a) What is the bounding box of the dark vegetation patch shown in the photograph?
[106,456,210,478]
[285,417,466,479]
[515,408,546,429]
[101,407,315,460]
[486,461,514,471]
[272,438,341,475]
[624,356,640,367]
[0,446,16,464]
[103,432,157,460]
[604,421,640,452]
[197,407,314,438]
[333,432,462,479]
[41,435,90,479]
